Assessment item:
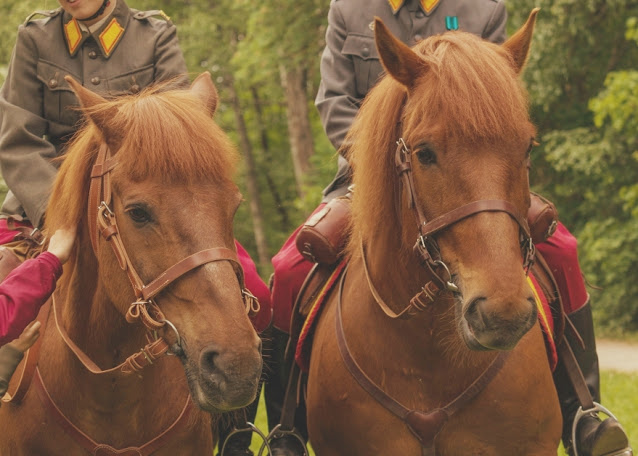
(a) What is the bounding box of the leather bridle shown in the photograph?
[59,141,259,375]
[363,137,535,319]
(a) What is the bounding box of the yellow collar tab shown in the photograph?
[64,18,83,56]
[98,17,125,57]
[388,0,441,15]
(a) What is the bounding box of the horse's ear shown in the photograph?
[65,75,121,150]
[191,72,218,116]
[503,8,540,74]
[374,17,427,89]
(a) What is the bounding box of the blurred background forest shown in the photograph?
[0,0,636,334]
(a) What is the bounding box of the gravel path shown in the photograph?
[596,339,638,373]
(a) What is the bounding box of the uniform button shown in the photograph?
[91,77,101,85]
[414,34,423,42]
[130,84,140,93]
[48,79,58,89]
[416,10,425,18]
[362,47,370,58]
[88,50,98,59]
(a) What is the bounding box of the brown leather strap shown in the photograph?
[53,293,170,377]
[1,298,52,404]
[420,199,530,239]
[336,264,509,450]
[33,368,193,455]
[557,336,595,410]
[140,247,240,301]
[88,143,113,254]
[360,241,442,319]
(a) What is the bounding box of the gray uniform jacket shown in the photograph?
[0,0,188,227]
[315,0,507,200]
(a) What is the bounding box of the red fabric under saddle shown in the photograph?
[294,264,558,372]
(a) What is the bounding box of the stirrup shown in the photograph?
[260,424,309,456]
[220,422,273,456]
[571,402,633,456]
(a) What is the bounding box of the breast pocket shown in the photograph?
[36,60,81,128]
[106,65,154,96]
[342,34,384,97]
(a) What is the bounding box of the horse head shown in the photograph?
[45,73,262,412]
[350,11,541,351]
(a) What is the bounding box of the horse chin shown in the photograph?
[181,357,262,413]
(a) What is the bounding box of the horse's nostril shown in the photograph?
[464,297,487,331]
[200,346,221,375]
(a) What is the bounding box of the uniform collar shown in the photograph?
[388,0,442,16]
[63,0,131,58]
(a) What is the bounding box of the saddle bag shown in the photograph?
[527,192,559,244]
[295,194,352,265]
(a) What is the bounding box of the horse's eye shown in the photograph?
[416,146,437,166]
[126,206,152,224]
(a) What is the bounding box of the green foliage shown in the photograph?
[508,0,638,332]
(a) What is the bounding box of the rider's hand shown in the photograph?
[6,321,41,353]
[47,227,77,264]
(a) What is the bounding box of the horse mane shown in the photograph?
[347,31,531,254]
[44,82,239,233]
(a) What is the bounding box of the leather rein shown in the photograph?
[336,138,533,454]
[28,142,259,454]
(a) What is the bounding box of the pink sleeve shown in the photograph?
[0,252,62,345]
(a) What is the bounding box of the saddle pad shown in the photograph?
[295,264,558,372]
[295,261,347,372]
[529,272,558,370]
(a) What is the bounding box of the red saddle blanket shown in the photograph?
[295,264,558,372]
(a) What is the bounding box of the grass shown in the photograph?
[236,370,636,456]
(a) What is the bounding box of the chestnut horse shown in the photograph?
[306,11,562,456]
[0,74,262,454]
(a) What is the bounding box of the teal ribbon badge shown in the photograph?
[446,16,459,30]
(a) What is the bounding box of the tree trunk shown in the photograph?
[280,65,315,199]
[250,86,291,230]
[227,77,270,270]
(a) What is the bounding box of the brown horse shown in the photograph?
[306,11,563,456]
[0,74,262,454]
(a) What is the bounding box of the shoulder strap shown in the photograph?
[24,9,61,25]
[132,10,171,22]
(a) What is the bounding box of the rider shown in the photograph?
[0,0,271,325]
[267,1,632,456]
[0,228,75,404]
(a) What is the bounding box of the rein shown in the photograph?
[362,138,535,319]
[336,264,509,455]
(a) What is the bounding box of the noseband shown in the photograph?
[362,138,535,319]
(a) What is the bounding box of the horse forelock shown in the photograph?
[405,32,531,142]
[45,84,238,234]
